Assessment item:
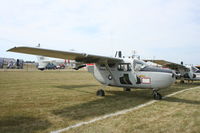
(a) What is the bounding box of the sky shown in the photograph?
[0,0,200,65]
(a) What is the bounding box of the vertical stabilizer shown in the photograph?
[36,44,50,70]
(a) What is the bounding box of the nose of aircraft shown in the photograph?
[140,66,176,88]
[159,68,176,83]
[159,68,176,87]
[141,66,175,76]
[141,66,176,83]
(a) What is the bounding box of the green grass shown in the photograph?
[0,71,200,133]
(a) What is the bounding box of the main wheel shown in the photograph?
[180,80,185,84]
[123,88,131,91]
[96,89,105,96]
[153,92,162,100]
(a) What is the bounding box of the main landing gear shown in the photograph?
[153,89,162,100]
[123,88,131,91]
[96,89,105,96]
[180,80,185,84]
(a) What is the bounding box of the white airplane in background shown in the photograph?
[36,44,80,70]
[8,47,176,100]
[145,60,200,83]
[36,44,66,70]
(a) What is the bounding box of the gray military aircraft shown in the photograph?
[145,60,200,83]
[8,47,176,100]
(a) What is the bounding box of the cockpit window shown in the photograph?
[191,66,199,73]
[196,70,200,73]
[118,63,132,71]
[133,60,146,71]
[108,63,115,68]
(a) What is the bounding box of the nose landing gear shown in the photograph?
[153,89,162,100]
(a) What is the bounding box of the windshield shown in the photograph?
[133,60,146,71]
[191,66,199,73]
[196,70,200,73]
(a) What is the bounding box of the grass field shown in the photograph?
[0,70,200,133]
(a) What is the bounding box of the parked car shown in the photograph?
[56,64,65,69]
[45,63,56,70]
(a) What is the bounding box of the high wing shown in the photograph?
[144,60,189,72]
[8,46,123,64]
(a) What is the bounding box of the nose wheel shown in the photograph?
[153,90,162,100]
[96,89,105,96]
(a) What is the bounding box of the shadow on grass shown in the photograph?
[53,83,200,121]
[55,84,98,94]
[0,116,51,133]
[52,89,152,120]
[56,84,98,89]
[175,82,200,86]
[164,97,200,105]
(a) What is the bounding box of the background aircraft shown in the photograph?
[145,60,200,83]
[36,44,81,71]
[8,47,176,100]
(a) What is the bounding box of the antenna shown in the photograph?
[131,50,137,58]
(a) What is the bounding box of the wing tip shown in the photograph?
[7,47,16,52]
[7,46,27,52]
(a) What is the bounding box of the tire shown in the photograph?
[96,89,105,96]
[153,93,162,100]
[123,88,131,91]
[180,80,185,84]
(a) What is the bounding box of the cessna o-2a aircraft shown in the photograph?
[8,47,176,100]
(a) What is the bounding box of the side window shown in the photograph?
[127,64,132,71]
[108,63,115,68]
[118,63,132,71]
[99,64,106,70]
[118,64,124,71]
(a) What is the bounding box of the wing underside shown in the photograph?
[8,46,122,64]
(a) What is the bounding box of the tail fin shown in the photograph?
[36,44,50,70]
[37,56,50,70]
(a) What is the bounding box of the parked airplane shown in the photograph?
[36,44,66,70]
[37,56,68,70]
[145,60,200,83]
[8,47,176,100]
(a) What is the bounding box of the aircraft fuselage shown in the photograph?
[90,58,175,90]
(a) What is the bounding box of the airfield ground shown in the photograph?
[0,70,200,133]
